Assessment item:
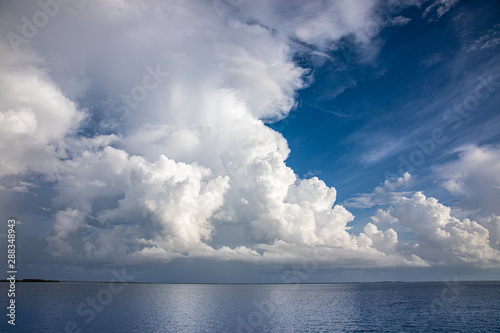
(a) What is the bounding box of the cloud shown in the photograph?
[344,172,413,208]
[434,145,500,251]
[1,0,392,267]
[48,149,231,262]
[422,0,459,22]
[464,24,500,52]
[1,0,498,273]
[389,16,412,26]
[360,139,407,164]
[346,170,500,266]
[0,39,85,178]
[419,52,444,68]
[370,209,399,225]
[378,191,500,266]
[434,145,500,216]
[236,0,380,48]
[474,215,500,250]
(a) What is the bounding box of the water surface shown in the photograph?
[1,281,499,332]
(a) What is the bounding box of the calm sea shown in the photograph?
[1,281,499,332]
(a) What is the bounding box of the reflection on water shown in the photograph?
[1,281,499,332]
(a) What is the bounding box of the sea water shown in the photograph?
[1,281,499,332]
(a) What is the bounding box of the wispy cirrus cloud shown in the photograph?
[422,0,459,22]
[419,52,444,68]
[464,24,500,52]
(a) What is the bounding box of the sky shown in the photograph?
[0,0,499,283]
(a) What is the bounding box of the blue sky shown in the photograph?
[1,0,500,283]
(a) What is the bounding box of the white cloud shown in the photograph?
[464,24,500,52]
[344,172,413,208]
[346,170,500,267]
[422,0,459,22]
[1,0,497,272]
[362,223,398,254]
[360,139,406,164]
[433,145,500,253]
[0,40,85,178]
[371,209,399,225]
[435,145,500,216]
[419,52,444,68]
[378,191,500,266]
[389,16,412,26]
[474,215,500,250]
[9,181,37,193]
[233,0,380,48]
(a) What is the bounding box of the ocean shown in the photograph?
[1,281,499,332]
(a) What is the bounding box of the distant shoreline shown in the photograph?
[0,279,60,283]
